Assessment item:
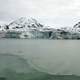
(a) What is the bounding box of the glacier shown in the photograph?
[0,17,80,39]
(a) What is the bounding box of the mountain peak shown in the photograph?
[73,22,80,28]
[9,17,44,29]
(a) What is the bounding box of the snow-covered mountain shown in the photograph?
[8,17,44,31]
[0,17,80,39]
[3,17,55,39]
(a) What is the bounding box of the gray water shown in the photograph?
[0,39,80,80]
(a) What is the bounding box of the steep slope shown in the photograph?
[73,22,80,32]
[8,17,44,31]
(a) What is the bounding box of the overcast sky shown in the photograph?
[0,0,80,27]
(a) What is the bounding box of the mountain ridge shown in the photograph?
[0,17,80,39]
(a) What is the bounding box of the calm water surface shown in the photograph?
[0,39,80,76]
[0,39,80,75]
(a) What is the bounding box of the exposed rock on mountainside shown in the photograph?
[0,17,80,39]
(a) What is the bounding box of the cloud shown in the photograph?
[0,0,80,27]
[0,0,79,16]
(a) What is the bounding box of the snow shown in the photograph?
[0,17,80,39]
